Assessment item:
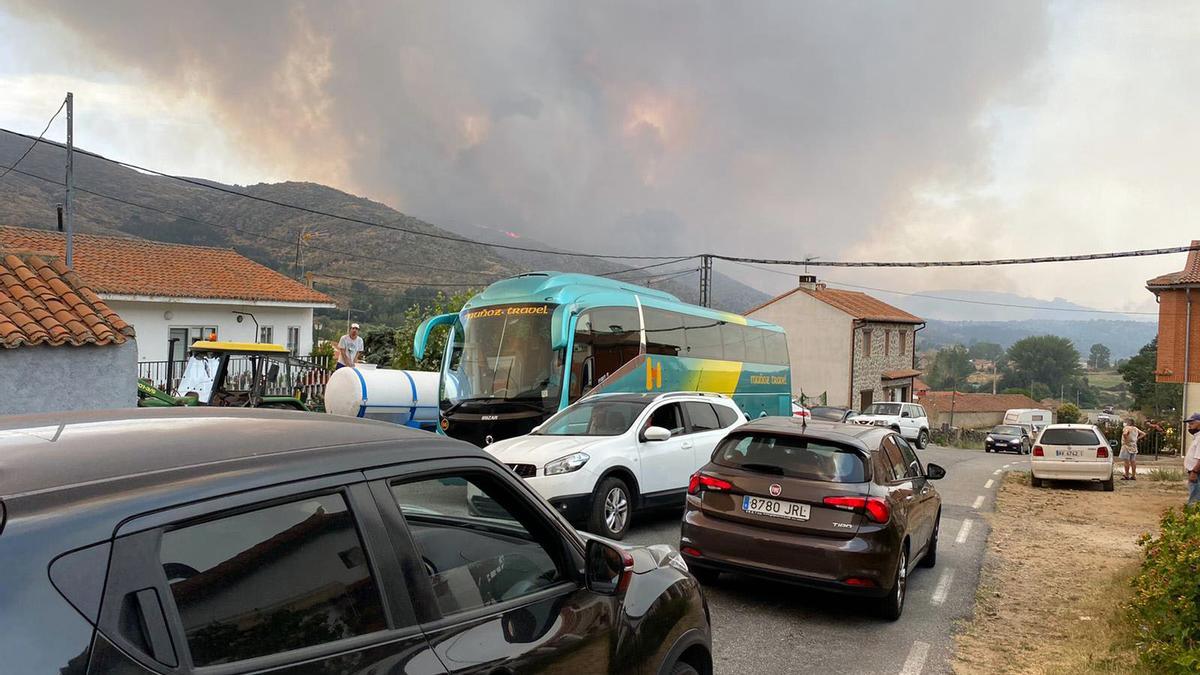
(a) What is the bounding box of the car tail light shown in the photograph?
[681,546,702,557]
[822,495,891,523]
[1033,445,1044,457]
[843,577,877,588]
[688,472,733,495]
[1097,446,1109,458]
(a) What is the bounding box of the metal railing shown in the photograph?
[137,354,334,408]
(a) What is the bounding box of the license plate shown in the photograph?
[1055,448,1082,458]
[742,495,810,521]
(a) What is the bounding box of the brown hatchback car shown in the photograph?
[679,417,945,620]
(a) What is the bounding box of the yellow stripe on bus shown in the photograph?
[692,359,743,395]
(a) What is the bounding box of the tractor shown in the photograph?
[137,341,316,411]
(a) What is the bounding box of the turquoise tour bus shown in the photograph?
[414,271,791,447]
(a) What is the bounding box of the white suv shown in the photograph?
[1031,423,1114,491]
[481,392,746,539]
[854,402,930,449]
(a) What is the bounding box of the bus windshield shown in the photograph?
[443,304,564,411]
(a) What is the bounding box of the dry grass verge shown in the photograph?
[954,471,1187,674]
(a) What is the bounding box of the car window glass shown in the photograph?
[537,400,647,436]
[880,437,909,481]
[1039,428,1104,445]
[713,434,867,482]
[683,401,721,432]
[390,474,564,616]
[158,493,387,667]
[714,403,740,428]
[894,436,922,477]
[647,402,686,435]
[916,406,927,418]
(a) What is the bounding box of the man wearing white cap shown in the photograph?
[336,323,364,369]
[1185,412,1200,505]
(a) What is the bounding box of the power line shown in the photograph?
[309,272,486,287]
[0,161,511,279]
[0,127,685,261]
[0,99,66,180]
[600,256,699,277]
[711,243,1198,269]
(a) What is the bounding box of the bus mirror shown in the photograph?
[413,313,458,360]
[551,305,573,350]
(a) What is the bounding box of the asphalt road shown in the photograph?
[624,445,1026,675]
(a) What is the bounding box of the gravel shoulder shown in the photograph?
[953,470,1189,674]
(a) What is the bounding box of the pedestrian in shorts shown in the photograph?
[1119,419,1142,480]
[1185,413,1200,505]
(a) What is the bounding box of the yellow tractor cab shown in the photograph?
[169,341,312,410]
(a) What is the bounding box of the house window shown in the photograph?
[862,329,873,357]
[287,326,301,354]
[884,329,891,357]
[169,326,217,357]
[259,325,275,344]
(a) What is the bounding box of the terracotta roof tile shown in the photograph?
[747,284,923,323]
[0,253,135,348]
[0,226,335,305]
[1147,240,1200,288]
[918,392,1042,414]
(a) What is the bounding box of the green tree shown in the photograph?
[362,325,397,365]
[967,341,1004,362]
[1087,343,1112,370]
[391,289,477,371]
[1004,335,1082,395]
[1056,402,1082,423]
[1118,338,1183,416]
[926,344,974,390]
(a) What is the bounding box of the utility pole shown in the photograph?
[992,362,997,395]
[64,92,74,267]
[699,254,713,308]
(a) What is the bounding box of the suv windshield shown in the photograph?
[992,425,1024,435]
[443,304,564,412]
[713,433,867,483]
[864,403,902,416]
[535,399,648,436]
[1040,428,1103,445]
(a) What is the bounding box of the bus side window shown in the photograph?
[645,309,687,358]
[744,327,766,363]
[570,307,641,402]
[721,323,746,361]
[684,315,724,360]
[764,331,789,366]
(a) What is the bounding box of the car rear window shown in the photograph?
[809,407,845,421]
[713,433,867,483]
[1039,428,1103,446]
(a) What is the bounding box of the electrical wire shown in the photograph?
[307,272,489,288]
[600,256,699,276]
[0,99,66,180]
[710,243,1198,269]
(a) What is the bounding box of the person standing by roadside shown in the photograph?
[1119,419,1143,480]
[336,323,364,369]
[1185,413,1200,505]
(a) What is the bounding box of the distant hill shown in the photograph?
[918,319,1157,359]
[0,133,767,319]
[886,289,1154,323]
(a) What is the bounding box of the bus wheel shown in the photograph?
[589,477,632,540]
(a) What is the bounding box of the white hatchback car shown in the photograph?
[1031,423,1114,491]
[481,392,746,539]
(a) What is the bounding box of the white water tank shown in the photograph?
[325,366,440,431]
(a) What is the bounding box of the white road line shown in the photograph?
[985,479,995,489]
[900,640,931,675]
[931,569,956,606]
[955,519,973,544]
[972,495,985,509]
[993,469,1002,475]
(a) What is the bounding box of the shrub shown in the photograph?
[1145,468,1186,482]
[1057,402,1082,424]
[1125,505,1200,672]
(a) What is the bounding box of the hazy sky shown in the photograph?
[0,1,1194,314]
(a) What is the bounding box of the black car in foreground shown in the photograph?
[0,408,711,675]
[984,424,1032,454]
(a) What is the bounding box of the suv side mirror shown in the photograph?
[642,426,671,442]
[926,463,946,480]
[585,539,633,595]
[900,411,910,418]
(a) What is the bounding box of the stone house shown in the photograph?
[0,252,137,415]
[1146,239,1200,426]
[746,277,925,409]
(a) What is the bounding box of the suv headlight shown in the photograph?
[986,436,994,442]
[544,452,590,476]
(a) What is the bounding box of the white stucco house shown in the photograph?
[0,226,336,364]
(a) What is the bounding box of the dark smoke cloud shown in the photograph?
[9,1,1051,275]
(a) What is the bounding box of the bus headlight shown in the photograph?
[545,452,590,476]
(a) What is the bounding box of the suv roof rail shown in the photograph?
[656,391,729,400]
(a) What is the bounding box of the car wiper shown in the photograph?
[442,397,503,415]
[739,463,786,475]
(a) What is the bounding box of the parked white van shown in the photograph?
[1031,423,1114,491]
[1003,408,1054,435]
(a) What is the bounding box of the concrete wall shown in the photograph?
[748,292,853,404]
[852,322,918,409]
[930,410,1004,430]
[106,300,316,362]
[0,341,137,416]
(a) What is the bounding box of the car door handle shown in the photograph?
[681,441,694,449]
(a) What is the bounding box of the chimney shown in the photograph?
[797,274,819,291]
